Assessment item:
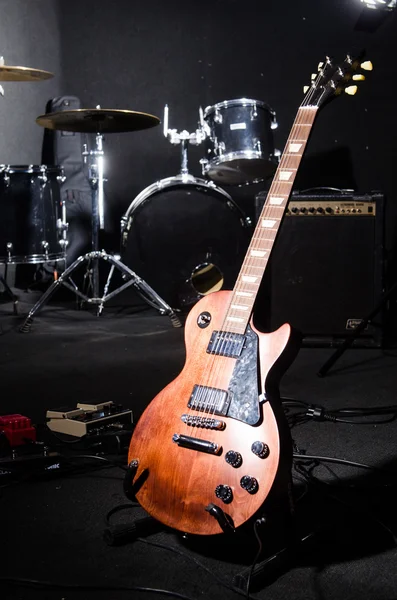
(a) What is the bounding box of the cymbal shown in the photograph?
[36,108,161,133]
[0,65,54,81]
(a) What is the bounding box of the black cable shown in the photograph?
[293,452,397,476]
[0,577,196,600]
[137,537,261,600]
[104,502,260,599]
[294,462,397,546]
[64,454,128,471]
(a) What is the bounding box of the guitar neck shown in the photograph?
[224,105,319,334]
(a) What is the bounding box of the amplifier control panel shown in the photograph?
[285,200,376,216]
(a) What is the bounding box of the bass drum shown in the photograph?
[121,175,252,310]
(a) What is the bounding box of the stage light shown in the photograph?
[360,0,396,10]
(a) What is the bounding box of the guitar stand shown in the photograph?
[0,273,18,314]
[317,275,397,377]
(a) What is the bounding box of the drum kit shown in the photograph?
[0,58,280,331]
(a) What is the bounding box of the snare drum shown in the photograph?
[120,175,252,309]
[201,98,278,186]
[0,165,66,264]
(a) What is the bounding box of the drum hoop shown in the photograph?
[0,164,63,175]
[203,98,274,117]
[0,252,66,265]
[205,150,277,165]
[121,174,248,242]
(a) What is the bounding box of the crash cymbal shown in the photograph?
[36,108,160,133]
[0,65,54,81]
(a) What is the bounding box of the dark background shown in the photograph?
[0,0,396,249]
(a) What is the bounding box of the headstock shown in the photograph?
[302,53,373,109]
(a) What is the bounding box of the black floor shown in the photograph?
[1,289,397,600]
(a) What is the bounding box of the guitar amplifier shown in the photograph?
[253,189,385,347]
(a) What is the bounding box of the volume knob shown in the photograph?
[240,476,259,494]
[215,484,233,504]
[225,450,243,468]
[251,441,270,459]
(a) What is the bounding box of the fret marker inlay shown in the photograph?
[242,275,258,283]
[269,197,284,205]
[231,305,249,311]
[289,143,303,153]
[236,291,253,297]
[279,171,293,181]
[250,250,267,257]
[227,316,244,323]
[261,219,276,228]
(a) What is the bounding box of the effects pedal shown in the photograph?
[46,401,133,438]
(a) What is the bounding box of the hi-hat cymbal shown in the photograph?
[0,65,54,81]
[36,108,161,133]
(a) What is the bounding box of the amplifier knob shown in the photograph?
[291,207,298,214]
[326,207,333,214]
[300,207,306,213]
[317,207,324,213]
[308,207,315,213]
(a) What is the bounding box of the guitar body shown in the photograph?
[128,53,370,535]
[128,290,299,536]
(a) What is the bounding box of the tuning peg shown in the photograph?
[345,85,358,96]
[352,74,365,81]
[361,60,373,71]
[317,62,324,71]
[303,85,310,93]
[311,73,317,80]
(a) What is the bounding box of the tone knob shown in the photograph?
[240,476,259,494]
[225,450,243,468]
[326,207,333,214]
[215,484,233,504]
[308,207,315,213]
[251,441,270,459]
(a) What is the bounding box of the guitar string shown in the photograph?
[183,85,320,442]
[184,110,313,444]
[186,101,318,440]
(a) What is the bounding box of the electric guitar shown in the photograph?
[127,54,372,535]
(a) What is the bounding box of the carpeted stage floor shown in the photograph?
[1,290,397,600]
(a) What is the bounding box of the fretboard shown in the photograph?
[224,105,319,334]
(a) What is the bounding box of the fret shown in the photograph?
[223,104,319,332]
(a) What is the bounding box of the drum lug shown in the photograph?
[42,241,49,258]
[214,109,222,124]
[250,105,258,120]
[6,242,13,260]
[254,139,262,153]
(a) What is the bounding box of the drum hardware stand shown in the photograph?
[19,128,182,332]
[317,277,397,377]
[0,270,18,314]
[163,104,206,176]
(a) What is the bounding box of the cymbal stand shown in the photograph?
[19,131,182,332]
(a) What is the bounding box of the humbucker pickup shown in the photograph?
[188,384,230,416]
[206,330,246,358]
